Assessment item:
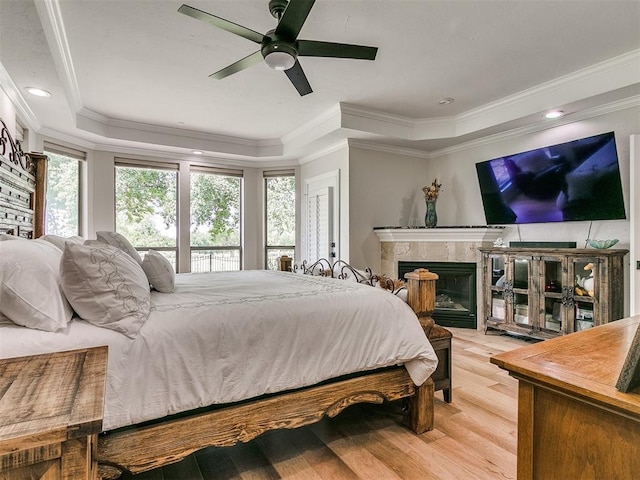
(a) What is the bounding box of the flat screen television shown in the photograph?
[475,131,626,225]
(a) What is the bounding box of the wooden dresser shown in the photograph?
[0,346,107,480]
[491,316,640,479]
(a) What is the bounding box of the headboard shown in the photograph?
[0,119,43,239]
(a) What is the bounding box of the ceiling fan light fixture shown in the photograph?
[262,42,297,70]
[265,51,296,70]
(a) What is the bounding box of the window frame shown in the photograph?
[189,165,243,272]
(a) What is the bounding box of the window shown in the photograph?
[264,172,295,270]
[114,161,178,268]
[190,168,242,272]
[43,145,84,236]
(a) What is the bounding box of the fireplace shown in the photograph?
[399,261,477,329]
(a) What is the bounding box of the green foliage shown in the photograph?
[190,173,240,246]
[116,167,177,226]
[266,176,295,246]
[45,152,79,236]
[115,167,243,248]
[115,167,177,247]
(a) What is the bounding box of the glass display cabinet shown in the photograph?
[479,247,628,340]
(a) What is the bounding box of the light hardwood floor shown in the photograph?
[122,328,532,480]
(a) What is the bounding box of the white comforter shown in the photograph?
[0,270,437,431]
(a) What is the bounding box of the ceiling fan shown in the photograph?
[178,0,378,96]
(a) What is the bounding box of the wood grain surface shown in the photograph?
[493,316,640,479]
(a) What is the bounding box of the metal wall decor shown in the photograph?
[0,118,32,173]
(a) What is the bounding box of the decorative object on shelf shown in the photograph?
[544,280,560,293]
[422,178,441,228]
[493,237,506,248]
[424,199,438,228]
[586,238,619,249]
[575,262,595,297]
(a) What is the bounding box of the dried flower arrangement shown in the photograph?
[422,178,442,200]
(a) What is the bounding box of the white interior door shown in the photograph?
[304,170,339,263]
[307,186,333,261]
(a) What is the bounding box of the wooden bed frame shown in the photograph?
[0,121,438,479]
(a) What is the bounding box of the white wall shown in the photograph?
[0,90,16,136]
[348,147,428,270]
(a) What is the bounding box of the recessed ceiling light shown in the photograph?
[192,150,203,155]
[25,87,51,98]
[438,97,455,105]
[544,110,564,119]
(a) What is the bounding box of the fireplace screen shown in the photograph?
[398,261,477,329]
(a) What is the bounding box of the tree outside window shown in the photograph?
[190,171,241,272]
[44,151,80,236]
[115,165,177,266]
[265,174,295,270]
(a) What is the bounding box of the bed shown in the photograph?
[0,123,439,479]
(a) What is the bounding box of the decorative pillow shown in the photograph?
[0,238,73,331]
[60,242,151,338]
[142,250,175,293]
[96,231,143,265]
[40,234,85,251]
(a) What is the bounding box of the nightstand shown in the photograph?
[422,320,452,403]
[0,346,107,480]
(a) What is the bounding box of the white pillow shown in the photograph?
[142,250,175,293]
[0,238,73,331]
[40,234,85,250]
[60,242,151,338]
[96,231,143,265]
[0,311,15,325]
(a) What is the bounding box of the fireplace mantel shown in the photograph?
[374,226,504,243]
[375,226,504,332]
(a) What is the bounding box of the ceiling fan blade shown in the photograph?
[298,40,378,60]
[178,4,264,44]
[284,60,312,96]
[275,0,315,40]
[210,51,263,80]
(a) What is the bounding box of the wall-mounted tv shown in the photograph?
[475,132,626,225]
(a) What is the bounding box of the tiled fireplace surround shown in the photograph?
[374,226,504,330]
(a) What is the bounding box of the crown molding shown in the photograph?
[299,138,349,165]
[39,126,96,150]
[281,104,343,155]
[347,139,430,159]
[449,48,640,137]
[34,0,83,113]
[95,143,268,168]
[0,63,41,131]
[75,109,284,158]
[428,94,640,159]
[328,49,640,142]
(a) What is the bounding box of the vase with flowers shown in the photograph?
[422,178,442,228]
